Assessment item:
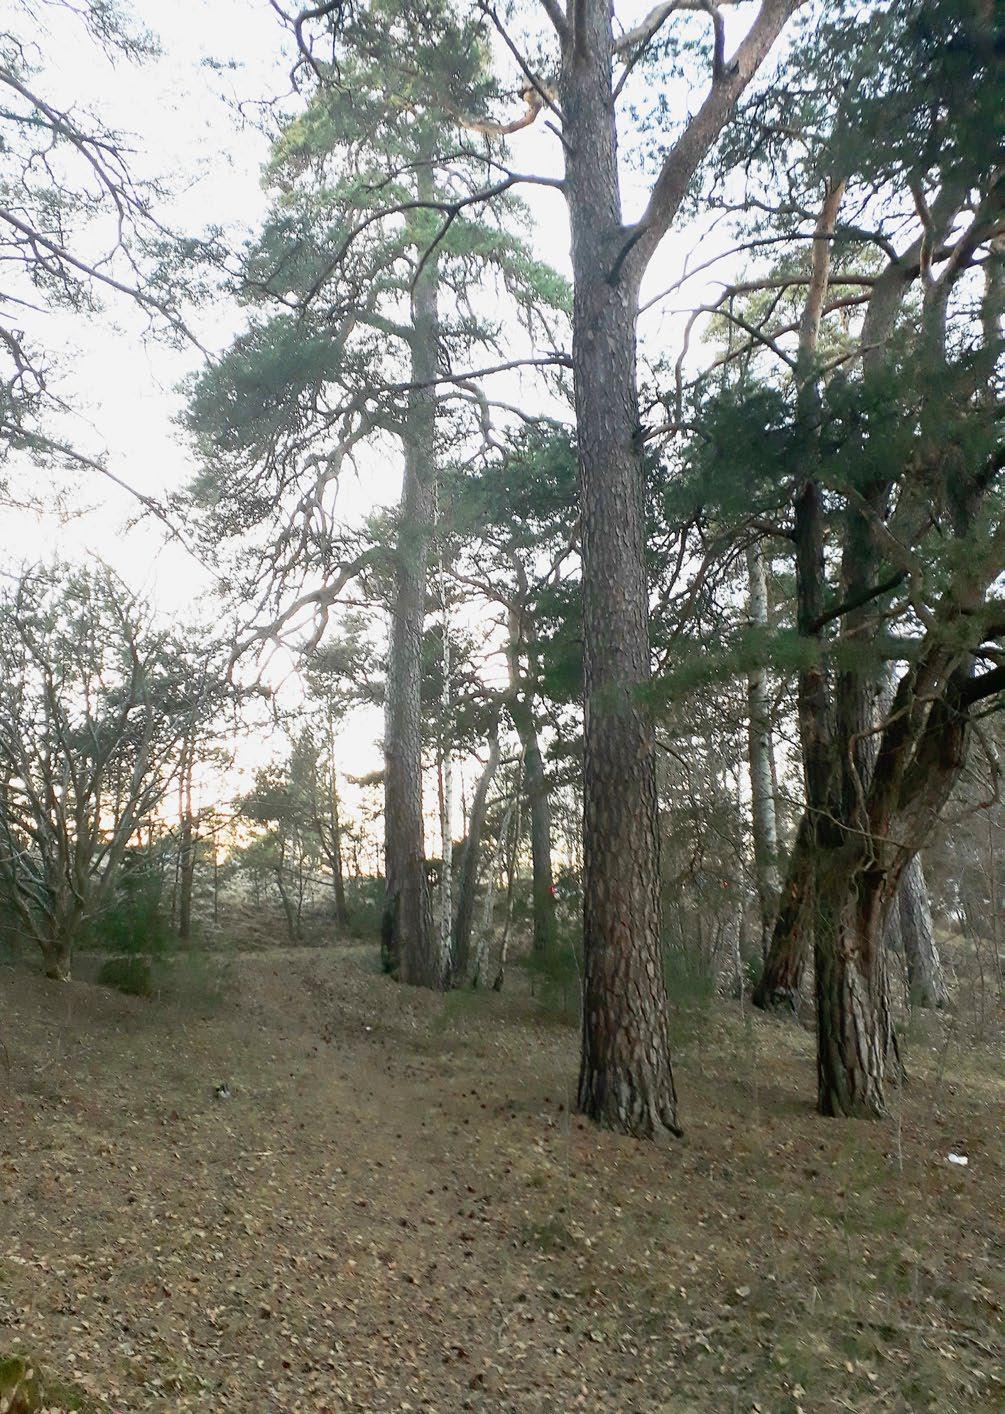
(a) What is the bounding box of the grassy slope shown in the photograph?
[0,942,1001,1412]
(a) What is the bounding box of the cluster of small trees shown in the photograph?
[0,566,229,977]
[2,0,1002,1137]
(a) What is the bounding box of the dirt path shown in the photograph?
[1,945,1002,1410]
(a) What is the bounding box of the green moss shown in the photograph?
[521,1217,576,1253]
[0,1354,94,1412]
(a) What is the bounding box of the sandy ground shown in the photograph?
[1,941,1002,1411]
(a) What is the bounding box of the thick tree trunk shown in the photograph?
[381,236,438,987]
[452,731,501,983]
[41,935,72,982]
[814,854,897,1118]
[752,812,813,1011]
[898,854,949,1008]
[745,540,781,955]
[562,12,679,1137]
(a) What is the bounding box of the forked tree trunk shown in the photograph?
[452,731,501,982]
[382,234,438,987]
[898,854,948,1008]
[752,812,813,1011]
[745,540,782,955]
[562,14,679,1138]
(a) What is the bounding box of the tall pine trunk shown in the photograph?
[452,730,501,983]
[506,615,557,957]
[562,11,679,1137]
[436,559,454,981]
[745,540,781,956]
[381,231,438,987]
[524,728,557,958]
[317,720,350,927]
[178,744,195,944]
[329,784,349,927]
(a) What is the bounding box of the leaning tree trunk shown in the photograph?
[752,812,814,1011]
[898,853,948,1008]
[562,19,679,1137]
[381,229,439,987]
[745,540,781,955]
[452,730,501,982]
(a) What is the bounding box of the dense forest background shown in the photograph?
[0,0,1002,1408]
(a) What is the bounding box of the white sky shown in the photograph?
[3,0,770,841]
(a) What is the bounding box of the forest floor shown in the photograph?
[1,937,1002,1412]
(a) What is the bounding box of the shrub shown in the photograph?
[342,876,384,939]
[84,857,173,957]
[86,854,172,996]
[96,955,154,997]
[521,927,583,1022]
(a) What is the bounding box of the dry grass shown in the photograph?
[1,939,1002,1411]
